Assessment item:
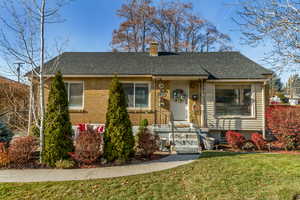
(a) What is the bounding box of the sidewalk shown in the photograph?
[0,154,199,183]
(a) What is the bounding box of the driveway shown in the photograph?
[0,154,199,183]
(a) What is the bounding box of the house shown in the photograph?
[0,76,29,131]
[40,43,273,148]
[285,74,300,103]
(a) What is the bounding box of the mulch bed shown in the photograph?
[0,151,170,170]
[79,152,169,168]
[216,144,300,155]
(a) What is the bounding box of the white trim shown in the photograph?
[154,76,208,80]
[64,80,84,110]
[262,84,266,138]
[44,74,153,78]
[207,79,269,83]
[214,84,256,119]
[200,80,205,128]
[120,81,151,110]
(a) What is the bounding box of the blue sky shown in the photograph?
[0,0,283,81]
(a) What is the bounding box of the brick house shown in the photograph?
[40,43,273,150]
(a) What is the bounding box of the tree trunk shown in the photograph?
[39,0,46,163]
[27,71,33,136]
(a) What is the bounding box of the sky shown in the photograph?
[0,0,285,81]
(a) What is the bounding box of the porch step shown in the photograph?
[173,132,201,154]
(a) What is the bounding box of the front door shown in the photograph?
[170,81,189,121]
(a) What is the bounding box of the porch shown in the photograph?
[151,77,207,153]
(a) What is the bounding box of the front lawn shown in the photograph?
[1,152,300,200]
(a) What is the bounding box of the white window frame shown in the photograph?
[64,81,84,110]
[214,84,256,119]
[120,81,151,110]
[294,87,300,97]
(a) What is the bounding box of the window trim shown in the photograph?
[120,81,151,110]
[214,84,256,119]
[294,87,300,97]
[64,81,84,110]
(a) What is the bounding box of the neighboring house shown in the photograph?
[40,43,272,144]
[0,76,29,132]
[285,74,300,101]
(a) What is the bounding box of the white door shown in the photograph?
[170,81,189,121]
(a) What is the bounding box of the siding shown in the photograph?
[205,82,264,131]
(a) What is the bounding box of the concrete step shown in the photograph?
[175,146,200,154]
[173,132,201,154]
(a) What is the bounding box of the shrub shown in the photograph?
[43,71,74,166]
[104,76,135,162]
[226,131,246,149]
[135,119,160,158]
[251,133,267,150]
[266,106,300,150]
[8,136,38,166]
[0,121,13,143]
[0,142,9,167]
[242,140,256,151]
[69,126,103,165]
[55,160,75,169]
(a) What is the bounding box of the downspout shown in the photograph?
[262,81,267,139]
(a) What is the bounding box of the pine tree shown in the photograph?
[43,71,74,166]
[0,121,13,143]
[104,76,135,162]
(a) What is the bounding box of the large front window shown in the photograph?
[64,82,84,109]
[122,83,149,108]
[215,85,253,116]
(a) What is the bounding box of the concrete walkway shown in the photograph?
[0,154,199,183]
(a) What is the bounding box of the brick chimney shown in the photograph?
[149,42,158,56]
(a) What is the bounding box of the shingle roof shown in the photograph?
[43,51,272,79]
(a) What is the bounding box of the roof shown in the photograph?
[42,51,273,79]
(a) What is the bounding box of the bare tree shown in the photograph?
[0,77,29,132]
[112,0,232,53]
[235,0,300,72]
[0,0,71,162]
[111,0,155,52]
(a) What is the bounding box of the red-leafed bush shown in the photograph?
[0,142,9,167]
[226,131,246,149]
[135,119,160,158]
[266,105,300,150]
[8,136,38,166]
[251,133,267,150]
[69,126,103,164]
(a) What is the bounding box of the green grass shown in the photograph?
[1,152,300,200]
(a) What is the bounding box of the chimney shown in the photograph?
[149,42,158,56]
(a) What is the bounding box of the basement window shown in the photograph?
[64,82,84,109]
[215,85,254,117]
[122,83,150,108]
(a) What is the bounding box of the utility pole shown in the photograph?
[14,62,24,82]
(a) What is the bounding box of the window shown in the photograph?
[122,83,149,108]
[215,85,253,116]
[64,82,84,109]
[295,87,300,96]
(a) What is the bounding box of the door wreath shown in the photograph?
[172,89,186,103]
